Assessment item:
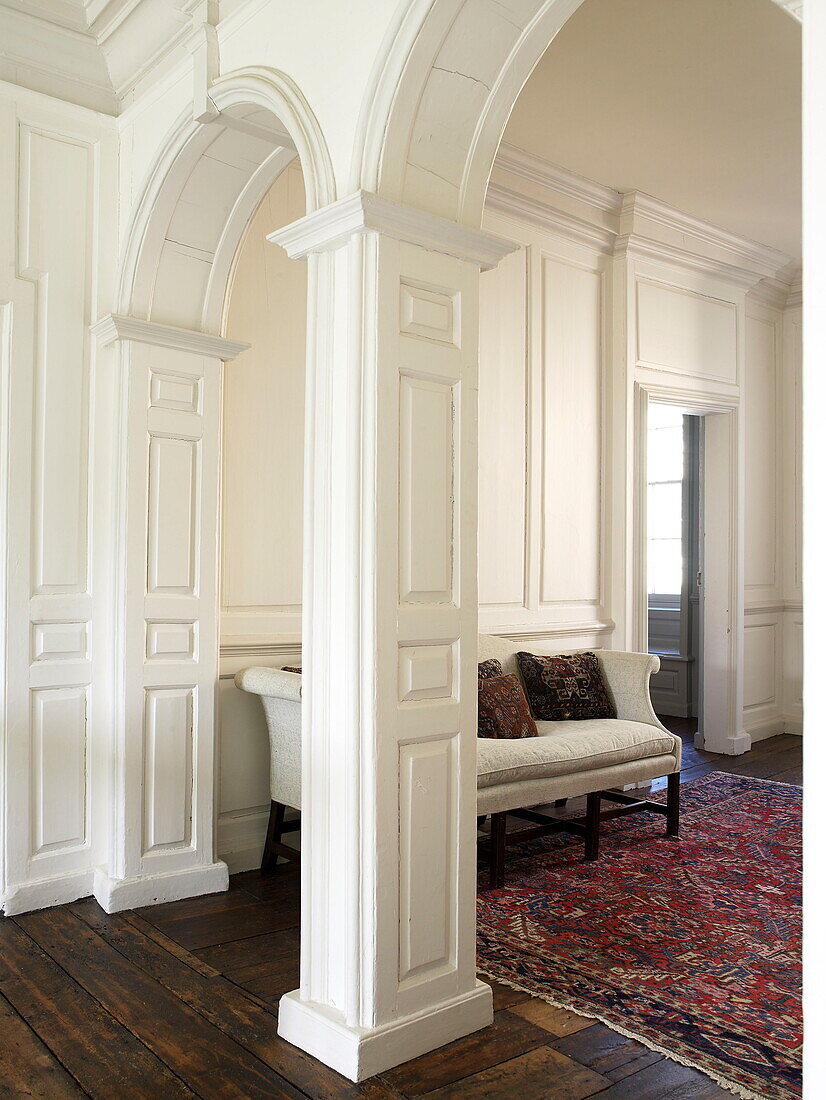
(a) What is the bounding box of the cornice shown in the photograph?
[614,232,778,291]
[747,270,803,310]
[269,190,517,270]
[91,313,250,360]
[772,0,802,22]
[493,143,620,215]
[485,183,615,254]
[620,192,794,282]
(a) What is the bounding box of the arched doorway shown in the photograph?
[92,68,334,911]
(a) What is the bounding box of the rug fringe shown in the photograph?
[477,967,776,1100]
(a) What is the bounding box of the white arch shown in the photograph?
[117,66,335,334]
[361,0,800,229]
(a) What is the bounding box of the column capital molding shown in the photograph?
[90,314,250,361]
[268,190,517,270]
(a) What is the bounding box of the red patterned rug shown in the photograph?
[476,773,802,1100]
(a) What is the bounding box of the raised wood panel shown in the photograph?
[150,369,202,414]
[398,374,456,605]
[478,245,527,608]
[20,127,92,595]
[398,736,457,984]
[221,164,306,634]
[743,622,778,709]
[31,621,88,662]
[32,686,87,853]
[398,643,456,703]
[146,621,197,661]
[143,687,194,853]
[636,279,737,383]
[540,255,602,606]
[744,315,778,591]
[147,435,198,595]
[400,281,459,346]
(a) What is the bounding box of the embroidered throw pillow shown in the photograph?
[516,651,616,721]
[478,658,504,682]
[478,674,538,739]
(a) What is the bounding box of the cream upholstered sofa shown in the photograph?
[236,634,682,885]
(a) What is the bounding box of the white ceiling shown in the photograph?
[503,0,802,260]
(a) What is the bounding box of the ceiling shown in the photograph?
[503,0,802,260]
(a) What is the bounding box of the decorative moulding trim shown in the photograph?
[219,640,302,660]
[744,601,804,615]
[269,190,517,270]
[91,314,250,360]
[484,184,615,255]
[615,233,762,291]
[487,619,615,640]
[620,192,795,282]
[492,143,620,215]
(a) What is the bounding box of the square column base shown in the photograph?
[93,861,228,913]
[277,981,493,1082]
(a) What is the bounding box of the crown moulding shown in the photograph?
[269,190,518,270]
[91,313,250,360]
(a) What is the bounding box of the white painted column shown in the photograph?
[270,193,514,1081]
[90,315,248,911]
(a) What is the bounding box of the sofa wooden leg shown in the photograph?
[489,812,507,889]
[666,772,681,837]
[261,800,286,873]
[584,792,601,861]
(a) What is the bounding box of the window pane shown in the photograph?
[648,425,684,482]
[648,403,684,430]
[648,539,683,595]
[648,481,682,540]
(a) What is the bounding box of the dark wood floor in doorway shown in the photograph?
[0,723,801,1100]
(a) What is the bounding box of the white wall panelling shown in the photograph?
[0,87,117,915]
[477,209,612,646]
[91,325,244,912]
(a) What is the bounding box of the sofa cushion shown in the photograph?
[517,651,616,721]
[478,674,538,739]
[476,720,677,788]
[478,658,504,681]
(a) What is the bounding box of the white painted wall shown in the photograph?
[0,83,118,913]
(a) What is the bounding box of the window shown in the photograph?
[647,404,685,602]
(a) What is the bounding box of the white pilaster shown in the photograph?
[269,193,514,1080]
[91,315,247,911]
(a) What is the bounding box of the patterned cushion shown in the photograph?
[282,666,302,674]
[516,651,616,721]
[478,674,538,739]
[478,658,504,682]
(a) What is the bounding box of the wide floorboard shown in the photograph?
[0,724,801,1099]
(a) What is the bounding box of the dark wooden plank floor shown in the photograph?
[0,722,801,1099]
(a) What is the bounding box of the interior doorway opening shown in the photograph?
[646,404,703,741]
[639,393,744,755]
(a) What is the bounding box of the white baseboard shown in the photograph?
[218,807,301,875]
[1,868,95,916]
[702,729,751,756]
[218,808,269,874]
[94,862,229,913]
[278,981,493,1081]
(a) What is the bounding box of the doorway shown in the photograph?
[646,405,702,739]
[636,388,745,755]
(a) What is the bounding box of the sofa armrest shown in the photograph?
[234,665,302,701]
[597,651,668,731]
